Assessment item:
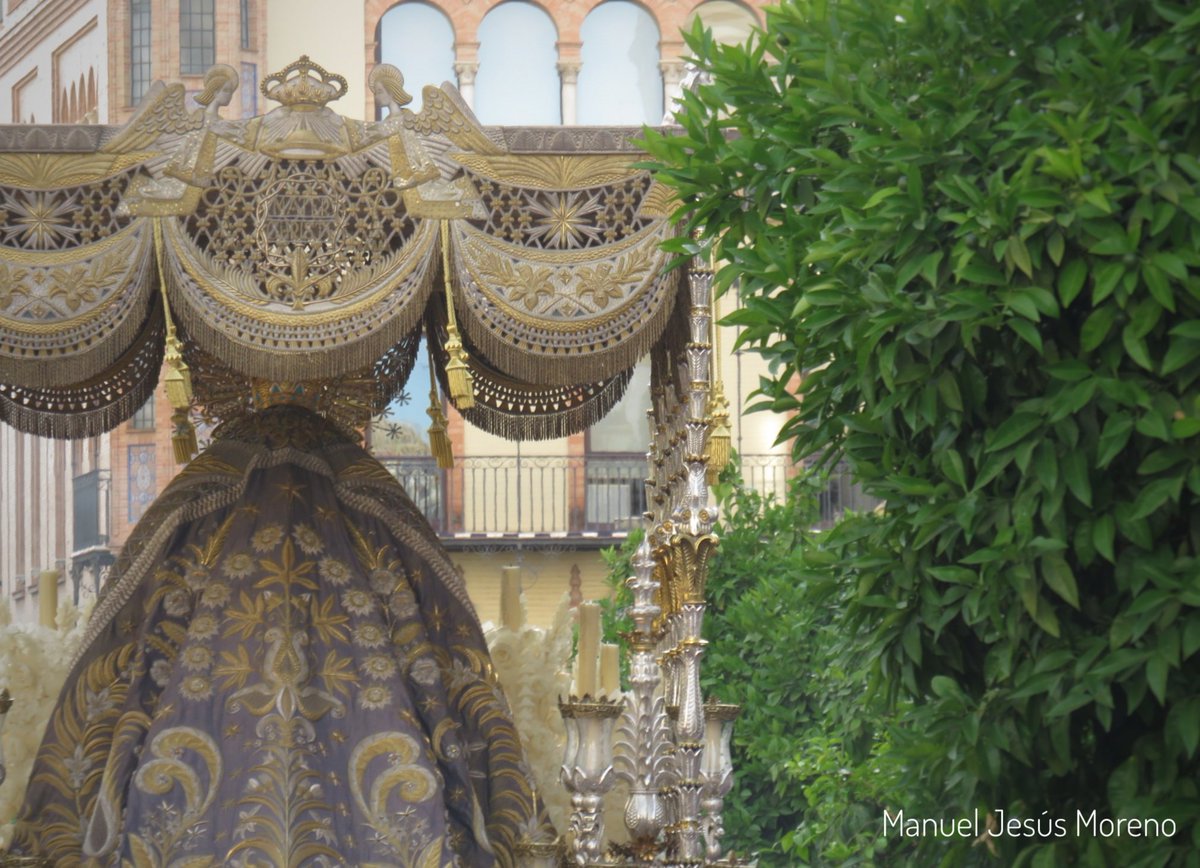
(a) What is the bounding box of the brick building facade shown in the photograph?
[0,0,776,625]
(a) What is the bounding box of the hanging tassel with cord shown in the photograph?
[154,218,197,463]
[439,220,475,409]
[705,245,732,485]
[426,340,455,469]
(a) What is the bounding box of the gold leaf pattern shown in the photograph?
[7,407,550,866]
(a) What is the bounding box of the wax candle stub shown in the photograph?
[500,565,523,630]
[600,643,620,696]
[576,602,601,697]
[39,570,59,630]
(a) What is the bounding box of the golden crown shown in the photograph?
[261,55,348,109]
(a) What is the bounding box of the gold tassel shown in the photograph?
[163,334,192,408]
[427,341,454,468]
[171,408,198,464]
[155,218,196,463]
[427,394,454,469]
[440,220,475,409]
[705,246,732,485]
[706,382,732,485]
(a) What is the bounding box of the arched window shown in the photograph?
[69,82,78,123]
[378,1,455,114]
[686,0,759,45]
[475,2,559,124]
[578,1,661,125]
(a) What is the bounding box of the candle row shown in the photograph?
[573,602,621,697]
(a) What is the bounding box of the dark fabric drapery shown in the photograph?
[8,407,547,867]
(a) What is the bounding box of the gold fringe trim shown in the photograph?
[427,315,634,441]
[0,295,165,440]
[450,243,682,386]
[440,220,475,409]
[426,340,454,468]
[0,222,156,391]
[161,217,439,384]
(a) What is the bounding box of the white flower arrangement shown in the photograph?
[0,593,95,849]
[484,593,629,842]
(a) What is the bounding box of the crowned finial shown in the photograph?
[261,55,348,110]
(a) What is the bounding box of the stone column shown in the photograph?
[453,41,480,110]
[556,41,582,126]
[454,62,479,110]
[660,59,688,122]
[557,61,581,125]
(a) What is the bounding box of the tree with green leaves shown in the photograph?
[644,1,1200,864]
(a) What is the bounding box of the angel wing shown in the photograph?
[403,84,505,159]
[100,81,204,155]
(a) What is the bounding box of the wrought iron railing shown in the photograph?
[379,452,875,538]
[378,453,648,537]
[815,461,880,528]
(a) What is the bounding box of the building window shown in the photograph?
[130,394,155,430]
[240,62,257,117]
[240,0,251,49]
[180,0,216,75]
[130,0,152,104]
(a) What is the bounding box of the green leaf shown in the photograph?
[941,449,967,489]
[1146,655,1169,705]
[1150,251,1188,281]
[1062,450,1092,507]
[1047,232,1065,266]
[1033,597,1062,638]
[1142,262,1176,312]
[1162,337,1200,375]
[1130,476,1183,520]
[864,186,900,209]
[937,372,963,411]
[1168,697,1200,759]
[1009,318,1043,352]
[1081,307,1115,352]
[1091,263,1125,304]
[1057,259,1087,307]
[1092,514,1115,563]
[902,620,922,665]
[1009,234,1033,278]
[1108,757,1139,808]
[1042,556,1079,609]
[988,413,1043,452]
[1122,325,1154,371]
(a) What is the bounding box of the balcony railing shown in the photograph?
[379,453,648,538]
[815,461,881,529]
[380,453,798,539]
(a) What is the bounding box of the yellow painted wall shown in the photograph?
[450,549,618,628]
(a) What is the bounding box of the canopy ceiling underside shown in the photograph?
[0,70,683,440]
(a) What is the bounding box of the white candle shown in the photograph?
[600,643,620,696]
[500,565,523,631]
[576,602,601,697]
[38,569,58,629]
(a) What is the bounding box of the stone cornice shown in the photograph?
[0,123,674,154]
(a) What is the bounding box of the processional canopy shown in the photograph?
[0,56,681,443]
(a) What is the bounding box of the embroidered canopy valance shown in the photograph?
[0,57,680,442]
